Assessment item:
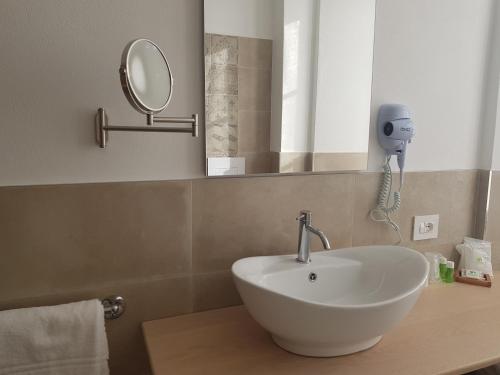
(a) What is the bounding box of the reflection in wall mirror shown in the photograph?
[204,0,376,176]
[120,39,173,114]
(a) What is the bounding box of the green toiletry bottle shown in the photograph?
[439,257,447,281]
[444,261,455,283]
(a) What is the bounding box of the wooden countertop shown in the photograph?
[143,281,500,375]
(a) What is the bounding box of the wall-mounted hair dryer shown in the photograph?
[371,104,415,243]
[377,104,415,185]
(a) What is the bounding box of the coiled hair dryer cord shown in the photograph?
[369,156,403,244]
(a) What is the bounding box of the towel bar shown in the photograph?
[101,296,125,320]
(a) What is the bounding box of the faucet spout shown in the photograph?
[296,210,332,264]
[306,225,331,250]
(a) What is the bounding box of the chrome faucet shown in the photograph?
[296,210,331,263]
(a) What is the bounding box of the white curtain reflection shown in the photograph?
[282,20,300,150]
[283,20,299,95]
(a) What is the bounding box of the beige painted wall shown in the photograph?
[0,0,205,186]
[369,0,494,172]
[0,0,496,186]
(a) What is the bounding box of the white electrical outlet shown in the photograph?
[413,215,439,240]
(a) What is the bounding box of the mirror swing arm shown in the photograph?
[95,108,198,148]
[95,38,198,149]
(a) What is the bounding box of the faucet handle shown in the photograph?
[296,210,312,223]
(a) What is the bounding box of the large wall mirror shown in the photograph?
[204,0,376,176]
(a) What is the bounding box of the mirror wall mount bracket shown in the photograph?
[95,108,199,148]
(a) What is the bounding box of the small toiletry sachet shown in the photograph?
[424,252,443,284]
[456,237,493,278]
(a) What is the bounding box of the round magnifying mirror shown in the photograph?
[120,39,173,114]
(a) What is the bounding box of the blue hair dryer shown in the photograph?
[377,104,415,186]
[371,104,415,243]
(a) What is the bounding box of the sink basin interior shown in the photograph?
[233,246,428,307]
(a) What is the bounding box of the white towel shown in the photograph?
[0,299,109,375]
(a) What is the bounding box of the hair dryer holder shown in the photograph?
[377,104,415,171]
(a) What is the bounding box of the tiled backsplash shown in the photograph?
[484,171,500,270]
[0,170,483,374]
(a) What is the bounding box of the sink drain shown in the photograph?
[308,272,318,282]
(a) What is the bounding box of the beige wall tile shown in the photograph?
[193,271,241,312]
[106,276,192,375]
[410,243,458,261]
[0,275,192,375]
[485,171,500,270]
[238,110,271,153]
[447,170,479,244]
[485,172,500,240]
[0,181,192,301]
[238,152,274,174]
[352,172,403,246]
[353,171,478,252]
[312,153,368,172]
[392,171,452,246]
[192,174,355,273]
[475,170,490,239]
[269,152,280,174]
[238,67,271,111]
[279,152,312,173]
[238,37,272,69]
[0,170,485,373]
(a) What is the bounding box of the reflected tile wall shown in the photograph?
[206,95,238,155]
[206,65,238,95]
[211,34,238,65]
[205,33,273,173]
[205,34,239,157]
[0,170,483,374]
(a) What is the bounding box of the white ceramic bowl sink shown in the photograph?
[232,246,429,357]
